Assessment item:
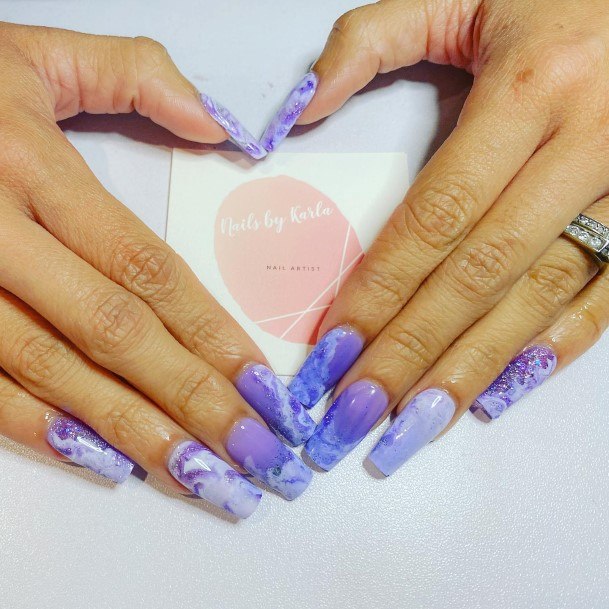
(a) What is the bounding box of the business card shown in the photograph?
[167,151,409,375]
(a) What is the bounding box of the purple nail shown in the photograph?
[199,92,267,160]
[471,345,557,420]
[259,72,318,152]
[369,389,456,477]
[168,441,261,519]
[289,326,364,408]
[226,418,312,500]
[305,380,388,471]
[47,417,134,484]
[236,364,316,446]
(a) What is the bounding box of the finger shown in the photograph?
[0,288,263,517]
[0,215,312,500]
[290,77,551,408]
[298,0,478,124]
[304,133,609,470]
[13,120,316,448]
[0,370,69,462]
[7,22,226,143]
[367,200,609,476]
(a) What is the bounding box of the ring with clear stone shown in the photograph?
[563,213,609,265]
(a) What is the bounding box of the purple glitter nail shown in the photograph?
[259,72,318,152]
[471,345,557,420]
[305,380,388,471]
[47,417,134,484]
[369,389,456,477]
[289,326,364,408]
[236,364,316,446]
[168,441,261,519]
[226,418,312,501]
[199,92,267,160]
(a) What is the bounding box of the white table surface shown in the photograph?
[0,2,607,608]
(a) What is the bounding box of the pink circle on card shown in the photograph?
[214,176,363,344]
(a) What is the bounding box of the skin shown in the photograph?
[0,22,281,494]
[297,0,609,437]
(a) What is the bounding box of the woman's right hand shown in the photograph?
[0,21,314,519]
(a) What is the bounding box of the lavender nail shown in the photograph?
[471,345,557,420]
[305,380,388,471]
[199,92,267,160]
[289,326,364,408]
[236,364,316,446]
[168,441,261,519]
[226,418,312,500]
[47,417,134,484]
[369,389,456,477]
[259,72,318,152]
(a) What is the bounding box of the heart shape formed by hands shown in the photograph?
[199,72,318,159]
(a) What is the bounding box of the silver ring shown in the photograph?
[563,214,609,264]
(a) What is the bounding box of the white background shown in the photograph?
[0,2,607,608]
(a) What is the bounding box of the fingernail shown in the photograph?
[47,417,134,484]
[199,92,267,160]
[289,326,364,408]
[471,345,557,420]
[368,389,456,477]
[305,380,388,471]
[259,72,318,152]
[168,441,261,519]
[226,418,312,500]
[236,363,316,446]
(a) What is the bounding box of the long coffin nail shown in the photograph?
[369,389,456,477]
[47,417,134,484]
[471,345,557,420]
[168,441,261,519]
[199,92,267,159]
[305,380,387,471]
[259,72,318,152]
[226,418,312,500]
[289,326,364,408]
[236,364,316,446]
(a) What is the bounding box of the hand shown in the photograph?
[0,21,314,517]
[289,0,609,474]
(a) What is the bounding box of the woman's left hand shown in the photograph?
[288,0,609,475]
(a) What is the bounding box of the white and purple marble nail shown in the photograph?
[199,92,267,160]
[47,417,134,484]
[236,364,316,447]
[471,345,557,420]
[226,418,312,501]
[305,380,388,471]
[289,326,364,408]
[369,389,456,477]
[168,441,261,519]
[259,72,318,152]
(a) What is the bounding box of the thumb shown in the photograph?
[13,24,226,143]
[298,0,481,125]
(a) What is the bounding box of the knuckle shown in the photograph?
[84,288,149,357]
[0,124,46,189]
[407,179,478,250]
[382,323,437,372]
[110,238,183,305]
[357,260,408,307]
[132,36,169,72]
[172,368,217,422]
[332,5,378,40]
[525,259,582,314]
[449,237,516,300]
[105,400,144,444]
[185,313,238,362]
[458,341,505,377]
[10,332,74,389]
